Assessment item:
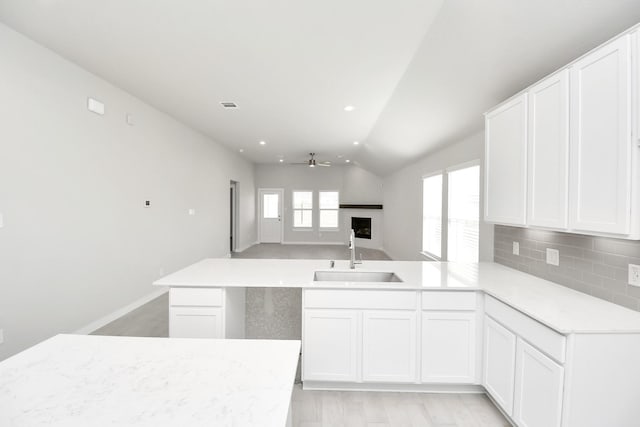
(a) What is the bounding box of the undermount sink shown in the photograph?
[313,271,403,283]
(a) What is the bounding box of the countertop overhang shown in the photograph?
[0,334,300,426]
[154,259,640,335]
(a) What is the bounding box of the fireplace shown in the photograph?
[351,217,372,239]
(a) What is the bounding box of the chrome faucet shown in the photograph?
[349,229,363,269]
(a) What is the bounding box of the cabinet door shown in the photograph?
[483,316,517,416]
[513,338,564,427]
[569,34,632,235]
[362,310,417,383]
[527,69,570,229]
[421,311,476,383]
[169,306,223,339]
[484,93,528,226]
[302,309,358,382]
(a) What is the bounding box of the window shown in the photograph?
[422,174,443,258]
[319,191,339,228]
[422,163,480,262]
[447,165,480,262]
[262,193,279,219]
[293,191,313,228]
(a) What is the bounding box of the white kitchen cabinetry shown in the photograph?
[169,287,245,339]
[484,94,528,226]
[484,25,640,239]
[302,289,418,385]
[483,315,517,416]
[302,309,359,382]
[362,310,417,383]
[527,69,570,230]
[513,338,564,427]
[569,34,633,235]
[421,292,478,384]
[170,306,223,339]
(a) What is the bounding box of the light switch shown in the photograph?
[0,329,4,345]
[546,248,560,266]
[0,212,3,228]
[512,241,519,256]
[126,113,135,126]
[87,98,105,115]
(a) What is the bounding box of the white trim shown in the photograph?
[282,241,345,245]
[446,159,481,173]
[234,241,258,253]
[420,251,440,261]
[74,288,169,335]
[421,169,444,180]
[302,381,485,394]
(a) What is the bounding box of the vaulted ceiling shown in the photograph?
[2,0,640,175]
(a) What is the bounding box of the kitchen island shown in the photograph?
[0,334,300,427]
[155,259,640,427]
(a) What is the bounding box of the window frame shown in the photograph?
[420,160,481,262]
[292,190,314,229]
[319,190,340,230]
[421,170,445,261]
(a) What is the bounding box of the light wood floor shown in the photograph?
[91,243,510,427]
[291,385,510,427]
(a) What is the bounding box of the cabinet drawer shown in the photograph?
[485,295,566,363]
[422,291,477,310]
[304,289,416,310]
[170,287,224,307]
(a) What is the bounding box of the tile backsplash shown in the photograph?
[494,225,640,311]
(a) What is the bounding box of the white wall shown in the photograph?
[255,164,384,249]
[0,23,256,360]
[383,132,494,261]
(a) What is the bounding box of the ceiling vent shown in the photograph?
[220,102,238,109]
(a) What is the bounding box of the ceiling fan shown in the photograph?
[290,153,331,168]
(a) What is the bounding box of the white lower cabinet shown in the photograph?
[362,310,417,383]
[513,338,564,427]
[421,311,476,383]
[483,315,517,416]
[169,306,223,339]
[302,309,358,382]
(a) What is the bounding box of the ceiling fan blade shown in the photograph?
[317,163,331,167]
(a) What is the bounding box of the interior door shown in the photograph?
[259,189,283,243]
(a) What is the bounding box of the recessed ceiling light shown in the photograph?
[353,141,360,145]
[259,140,266,145]
[337,154,343,158]
[344,105,355,112]
[345,159,351,163]
[279,159,284,163]
[239,148,244,153]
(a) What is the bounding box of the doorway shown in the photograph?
[258,188,283,243]
[230,181,239,252]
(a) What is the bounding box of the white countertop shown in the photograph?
[0,334,300,427]
[154,259,640,334]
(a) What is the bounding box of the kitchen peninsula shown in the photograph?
[155,259,640,427]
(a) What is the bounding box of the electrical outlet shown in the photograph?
[629,264,640,287]
[188,208,195,216]
[512,241,520,256]
[546,248,560,266]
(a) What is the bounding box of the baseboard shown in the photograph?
[302,381,485,394]
[234,241,259,253]
[281,241,346,245]
[74,288,169,335]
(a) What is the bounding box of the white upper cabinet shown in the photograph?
[569,34,633,235]
[527,69,570,229]
[484,94,528,226]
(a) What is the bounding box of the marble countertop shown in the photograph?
[154,259,640,334]
[0,334,300,427]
